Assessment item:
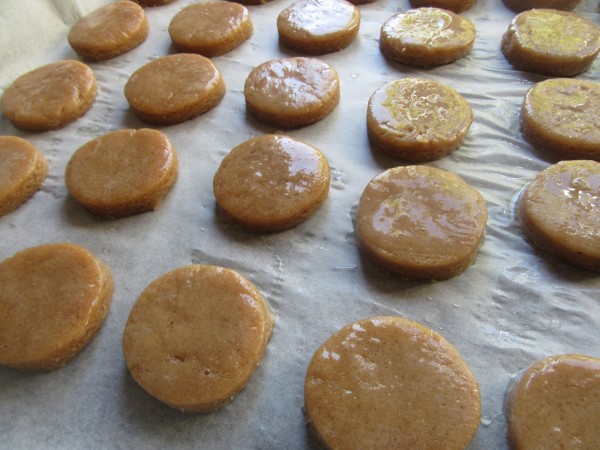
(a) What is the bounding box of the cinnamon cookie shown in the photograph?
[408,0,477,13]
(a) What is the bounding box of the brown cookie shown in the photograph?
[408,0,477,13]
[131,0,177,6]
[502,0,581,12]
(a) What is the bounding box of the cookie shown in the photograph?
[277,0,360,55]
[517,160,600,272]
[501,9,600,77]
[67,1,149,61]
[123,264,274,413]
[502,0,581,12]
[380,8,476,68]
[0,243,113,371]
[304,316,481,450]
[520,78,600,161]
[124,53,226,125]
[131,0,176,6]
[505,354,600,449]
[356,165,488,280]
[367,78,473,162]
[244,57,340,128]
[408,0,477,13]
[213,134,330,231]
[0,136,49,217]
[168,2,253,57]
[1,60,97,131]
[65,128,178,219]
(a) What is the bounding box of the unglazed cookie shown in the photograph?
[244,57,340,128]
[0,136,48,217]
[124,54,225,125]
[213,134,330,231]
[380,8,476,67]
[67,1,149,61]
[356,166,488,280]
[131,0,176,6]
[502,0,581,12]
[367,78,473,162]
[277,0,360,55]
[305,316,481,449]
[501,9,600,76]
[517,160,600,272]
[168,2,253,57]
[505,354,600,449]
[123,264,274,412]
[408,0,477,13]
[0,243,113,371]
[520,78,600,161]
[1,60,97,131]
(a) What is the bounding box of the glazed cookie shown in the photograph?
[408,0,477,13]
[168,2,253,57]
[501,9,600,77]
[0,243,113,371]
[1,60,97,131]
[305,316,481,449]
[244,57,340,128]
[67,1,149,61]
[367,78,473,162]
[520,78,600,161]
[517,160,600,272]
[123,265,274,413]
[356,165,488,280]
[380,8,476,68]
[277,0,360,55]
[502,0,581,12]
[213,134,330,231]
[0,136,48,217]
[65,128,178,219]
[124,53,225,125]
[505,354,600,449]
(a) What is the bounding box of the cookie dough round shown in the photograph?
[0,243,114,371]
[168,2,253,57]
[408,0,477,13]
[67,1,149,61]
[0,136,48,217]
[380,8,476,67]
[1,60,97,131]
[501,9,600,77]
[123,264,274,413]
[277,0,360,55]
[356,165,488,280]
[305,316,481,450]
[518,160,600,272]
[520,78,600,161]
[505,354,600,450]
[65,128,178,219]
[124,53,226,125]
[213,134,330,231]
[367,78,473,162]
[501,0,581,12]
[244,57,340,128]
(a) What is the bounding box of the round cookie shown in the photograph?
[244,57,340,128]
[1,60,97,131]
[122,264,274,413]
[356,165,488,280]
[520,78,600,161]
[505,354,600,449]
[65,128,179,219]
[367,78,473,162]
[408,0,477,13]
[124,53,226,125]
[502,0,581,12]
[168,2,253,57]
[0,136,48,217]
[131,0,176,6]
[501,9,600,77]
[0,243,114,371]
[380,8,476,68]
[213,134,330,232]
[67,1,149,61]
[277,0,360,55]
[304,316,481,450]
[517,160,600,272]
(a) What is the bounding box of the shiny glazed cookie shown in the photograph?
[356,166,488,280]
[408,0,477,13]
[123,265,274,413]
[305,316,481,450]
[501,0,581,12]
[213,134,330,231]
[0,243,114,371]
[0,136,48,217]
